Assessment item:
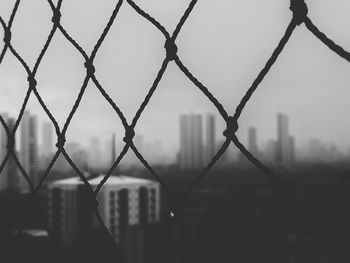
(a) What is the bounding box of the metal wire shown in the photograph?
[0,0,349,261]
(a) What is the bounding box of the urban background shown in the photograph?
[1,0,350,262]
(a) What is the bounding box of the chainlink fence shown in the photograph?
[0,0,350,261]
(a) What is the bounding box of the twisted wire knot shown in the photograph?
[56,135,66,149]
[223,117,238,140]
[290,0,308,25]
[84,60,95,76]
[164,38,178,61]
[51,9,61,26]
[3,28,11,45]
[7,136,14,152]
[27,75,37,90]
[123,126,135,145]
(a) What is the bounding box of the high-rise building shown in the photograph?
[248,127,259,157]
[47,175,160,249]
[103,135,116,170]
[40,121,54,171]
[0,115,20,191]
[42,121,53,158]
[289,135,295,165]
[264,139,277,164]
[205,114,216,163]
[21,111,38,191]
[0,113,9,190]
[6,118,20,191]
[179,114,203,169]
[276,113,294,168]
[111,133,116,166]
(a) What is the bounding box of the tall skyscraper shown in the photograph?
[6,118,20,191]
[21,111,39,191]
[179,114,203,169]
[289,135,295,165]
[248,127,259,157]
[264,139,277,164]
[111,133,116,166]
[42,121,53,158]
[0,114,21,191]
[276,113,294,167]
[0,113,9,190]
[205,114,216,162]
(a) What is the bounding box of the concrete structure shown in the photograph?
[276,113,294,168]
[42,121,53,158]
[289,135,295,165]
[47,175,160,248]
[111,133,116,166]
[0,115,19,191]
[21,111,39,191]
[6,118,20,191]
[205,114,216,163]
[248,127,259,157]
[179,114,203,169]
[0,113,8,190]
[264,139,277,164]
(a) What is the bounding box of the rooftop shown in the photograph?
[51,175,156,186]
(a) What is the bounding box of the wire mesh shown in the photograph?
[0,0,350,261]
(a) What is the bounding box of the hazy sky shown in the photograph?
[0,0,350,153]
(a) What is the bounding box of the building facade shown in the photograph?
[205,114,216,163]
[0,115,19,191]
[47,175,160,249]
[42,121,53,158]
[248,127,259,157]
[21,111,39,191]
[0,113,8,190]
[276,113,294,168]
[179,114,204,169]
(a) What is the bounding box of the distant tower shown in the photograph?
[6,118,20,191]
[276,113,293,167]
[21,111,39,191]
[265,139,277,164]
[248,127,258,157]
[179,114,203,169]
[0,113,9,190]
[205,114,216,162]
[111,133,116,166]
[42,121,53,158]
[289,135,295,165]
[0,114,19,191]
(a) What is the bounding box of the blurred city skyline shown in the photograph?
[1,2,350,262]
[0,0,350,153]
[1,109,347,177]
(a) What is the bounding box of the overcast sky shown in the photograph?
[0,0,350,154]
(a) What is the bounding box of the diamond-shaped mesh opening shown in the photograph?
[0,0,350,262]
